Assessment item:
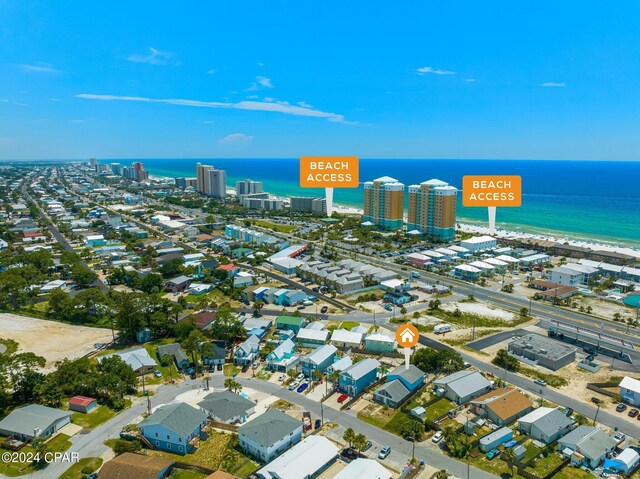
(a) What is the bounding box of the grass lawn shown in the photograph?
[170,469,207,479]
[467,449,520,478]
[424,398,455,421]
[57,457,103,479]
[551,467,593,479]
[71,402,128,429]
[522,441,543,462]
[148,431,259,478]
[224,364,240,377]
[142,339,178,381]
[0,338,18,355]
[527,452,565,477]
[45,434,72,453]
[339,321,360,330]
[357,403,400,430]
[0,434,72,477]
[251,219,297,233]
[32,301,49,313]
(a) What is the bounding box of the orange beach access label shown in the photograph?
[462,175,522,207]
[300,156,359,188]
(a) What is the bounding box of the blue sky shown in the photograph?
[2,1,640,160]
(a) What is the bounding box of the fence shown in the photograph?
[173,461,215,475]
[586,382,618,398]
[516,457,570,479]
[208,421,239,432]
[340,377,385,410]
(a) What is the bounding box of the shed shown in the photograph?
[479,427,513,452]
[68,395,97,413]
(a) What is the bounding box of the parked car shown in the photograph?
[288,380,300,391]
[278,374,286,381]
[614,432,626,444]
[190,372,197,380]
[563,407,574,417]
[297,305,305,310]
[378,446,391,459]
[315,419,321,429]
[534,379,547,387]
[337,393,349,403]
[216,363,223,371]
[432,431,444,443]
[296,373,305,381]
[297,383,308,393]
[486,449,500,460]
[241,364,249,373]
[591,397,601,404]
[629,409,639,418]
[383,303,393,311]
[616,403,628,413]
[153,370,162,378]
[363,440,373,451]
[320,306,328,313]
[185,367,195,375]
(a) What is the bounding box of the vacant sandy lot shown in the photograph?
[441,301,515,321]
[0,313,113,369]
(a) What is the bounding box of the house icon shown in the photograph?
[396,324,418,347]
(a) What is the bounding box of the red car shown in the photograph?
[337,393,349,403]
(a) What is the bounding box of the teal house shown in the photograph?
[138,402,207,455]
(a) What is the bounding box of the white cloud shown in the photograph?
[464,78,476,83]
[74,93,349,123]
[539,82,566,87]
[256,76,273,88]
[297,101,312,108]
[219,133,253,144]
[417,66,456,75]
[18,62,63,74]
[127,48,180,66]
[206,69,217,74]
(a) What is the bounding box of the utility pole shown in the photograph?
[593,402,601,426]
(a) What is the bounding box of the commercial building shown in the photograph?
[363,176,404,230]
[236,179,263,196]
[550,264,599,287]
[407,179,458,240]
[290,196,327,214]
[196,163,226,197]
[508,334,576,371]
[460,235,497,252]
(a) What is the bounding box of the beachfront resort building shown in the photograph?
[362,176,404,230]
[236,179,263,196]
[290,196,327,214]
[407,179,458,240]
[196,163,226,198]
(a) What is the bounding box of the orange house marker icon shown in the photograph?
[396,324,419,348]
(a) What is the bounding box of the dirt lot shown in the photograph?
[0,313,113,369]
[569,295,638,322]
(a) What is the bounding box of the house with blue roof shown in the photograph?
[235,335,261,365]
[301,345,337,377]
[283,290,306,306]
[266,339,299,372]
[339,358,380,397]
[373,365,425,409]
[138,402,207,455]
[387,364,425,392]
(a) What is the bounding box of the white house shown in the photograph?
[256,435,338,479]
[234,271,254,288]
[330,329,364,349]
[460,236,497,252]
[238,408,303,463]
[620,376,640,407]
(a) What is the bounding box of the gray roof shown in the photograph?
[532,409,573,437]
[197,390,255,422]
[0,404,72,437]
[435,371,491,399]
[167,275,191,286]
[157,343,189,365]
[390,364,425,385]
[479,427,512,446]
[203,343,226,361]
[560,426,617,459]
[341,358,380,380]
[98,347,156,370]
[375,379,410,402]
[138,402,206,439]
[509,334,576,361]
[303,345,337,366]
[237,408,301,448]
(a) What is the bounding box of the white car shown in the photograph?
[432,431,444,443]
[278,374,285,381]
[296,373,305,382]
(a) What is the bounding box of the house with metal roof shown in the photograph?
[330,329,364,349]
[603,447,640,474]
[238,408,303,463]
[138,402,207,455]
[386,364,425,393]
[275,315,306,333]
[373,379,411,409]
[256,435,338,479]
[202,341,227,368]
[326,355,353,375]
[98,347,157,375]
[234,335,260,365]
[339,358,380,397]
[433,370,492,405]
[333,458,392,479]
[296,327,330,348]
[68,395,97,414]
[301,345,337,377]
[157,343,190,370]
[165,275,192,292]
[0,404,72,441]
[471,388,533,426]
[266,339,299,372]
[198,390,256,424]
[619,376,640,407]
[558,426,617,469]
[364,332,397,353]
[518,407,574,445]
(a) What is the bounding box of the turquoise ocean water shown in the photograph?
[103,158,639,247]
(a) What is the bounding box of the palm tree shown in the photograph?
[313,369,323,384]
[503,448,516,477]
[343,428,356,448]
[224,378,242,393]
[353,433,368,453]
[203,373,211,390]
[434,471,448,479]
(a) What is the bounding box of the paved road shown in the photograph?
[467,329,531,351]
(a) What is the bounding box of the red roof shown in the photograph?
[23,231,42,238]
[69,395,96,407]
[216,263,237,271]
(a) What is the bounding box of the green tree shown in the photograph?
[401,419,425,442]
[160,355,174,382]
[503,447,516,477]
[492,348,520,372]
[343,428,356,448]
[353,433,368,453]
[224,377,241,393]
[70,263,98,288]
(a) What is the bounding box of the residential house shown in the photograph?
[233,271,254,288]
[386,364,425,393]
[383,291,414,305]
[330,329,364,349]
[217,263,238,276]
[296,327,330,348]
[364,332,397,353]
[326,355,353,375]
[266,339,299,372]
[479,427,514,452]
[238,408,303,463]
[433,370,493,405]
[165,275,192,293]
[187,283,214,295]
[202,341,227,368]
[98,347,157,375]
[283,290,306,307]
[603,448,640,474]
[333,458,392,479]
[256,435,338,479]
[373,365,425,409]
[138,402,207,455]
[157,343,190,370]
[198,390,256,424]
[339,358,380,397]
[301,345,337,377]
[470,388,533,426]
[85,234,105,246]
[518,407,574,445]
[234,335,260,365]
[192,311,216,331]
[558,426,617,469]
[98,453,174,479]
[275,316,306,333]
[619,376,640,407]
[0,404,72,440]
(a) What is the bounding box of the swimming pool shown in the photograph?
[623,294,640,307]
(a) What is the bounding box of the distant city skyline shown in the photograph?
[2,2,640,160]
